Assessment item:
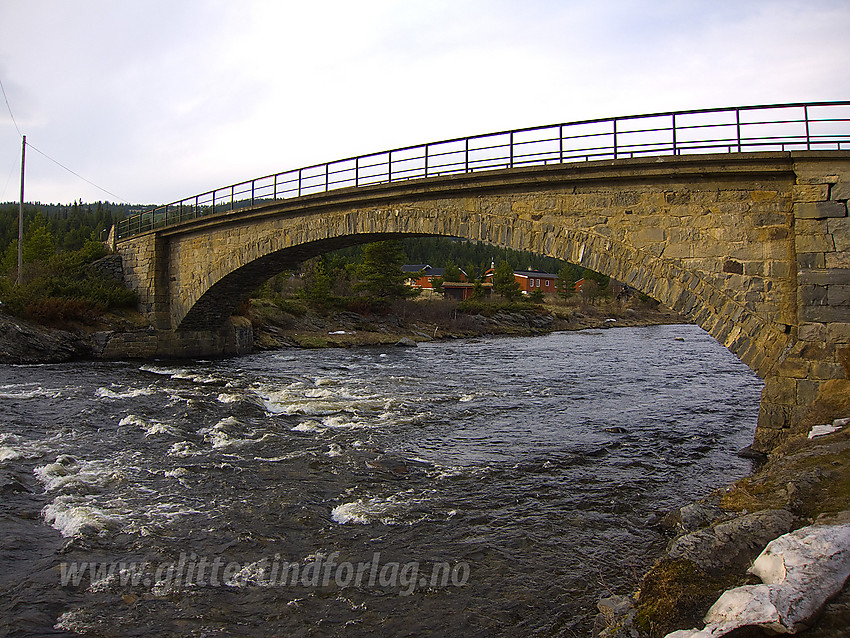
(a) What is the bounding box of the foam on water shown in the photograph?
[42,496,124,537]
[291,421,326,433]
[34,457,123,493]
[254,451,309,462]
[199,416,273,449]
[119,414,181,437]
[0,446,21,462]
[322,415,367,429]
[95,386,154,399]
[168,441,200,457]
[255,381,387,417]
[139,365,220,384]
[0,386,61,399]
[331,491,427,526]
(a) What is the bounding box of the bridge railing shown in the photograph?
[116,101,850,239]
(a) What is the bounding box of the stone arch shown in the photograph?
[173,203,790,380]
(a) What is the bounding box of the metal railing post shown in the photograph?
[805,105,811,150]
[613,118,618,159]
[355,157,359,187]
[230,185,235,211]
[736,108,742,152]
[298,169,302,197]
[672,113,677,155]
[273,174,278,199]
[251,180,255,207]
[424,144,429,178]
[325,163,329,192]
[509,131,514,168]
[559,125,564,163]
[465,138,469,173]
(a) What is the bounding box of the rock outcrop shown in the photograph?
[0,312,88,364]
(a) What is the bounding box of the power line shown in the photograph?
[0,76,23,137]
[2,75,130,203]
[27,142,130,203]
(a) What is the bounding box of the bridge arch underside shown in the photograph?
[170,190,795,384]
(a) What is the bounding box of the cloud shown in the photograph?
[0,0,848,204]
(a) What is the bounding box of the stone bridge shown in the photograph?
[112,150,850,451]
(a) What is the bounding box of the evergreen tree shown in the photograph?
[492,260,521,301]
[355,241,418,299]
[23,215,55,263]
[442,261,463,283]
[557,264,577,299]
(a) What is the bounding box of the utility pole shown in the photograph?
[16,135,25,286]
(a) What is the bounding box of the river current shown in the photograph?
[0,324,763,637]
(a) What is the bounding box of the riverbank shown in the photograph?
[0,296,685,363]
[596,380,850,638]
[245,296,685,350]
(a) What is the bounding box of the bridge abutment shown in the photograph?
[755,156,850,450]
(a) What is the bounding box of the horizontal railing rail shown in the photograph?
[116,101,850,239]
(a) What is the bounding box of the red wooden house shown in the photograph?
[402,264,468,289]
[483,267,560,295]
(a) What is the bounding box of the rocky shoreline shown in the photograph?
[595,379,850,638]
[0,298,685,363]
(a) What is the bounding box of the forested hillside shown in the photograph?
[0,201,139,252]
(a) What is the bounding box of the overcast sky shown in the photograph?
[0,0,848,205]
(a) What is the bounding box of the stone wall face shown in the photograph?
[116,151,850,450]
[87,254,124,284]
[90,317,253,360]
[755,155,850,450]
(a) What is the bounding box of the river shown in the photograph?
[0,324,763,637]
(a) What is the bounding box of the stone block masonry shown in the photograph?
[115,151,850,452]
[754,155,850,450]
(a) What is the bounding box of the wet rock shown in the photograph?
[593,594,637,637]
[395,337,417,347]
[667,509,796,578]
[0,313,88,363]
[679,502,724,533]
[366,453,430,477]
[736,445,768,461]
